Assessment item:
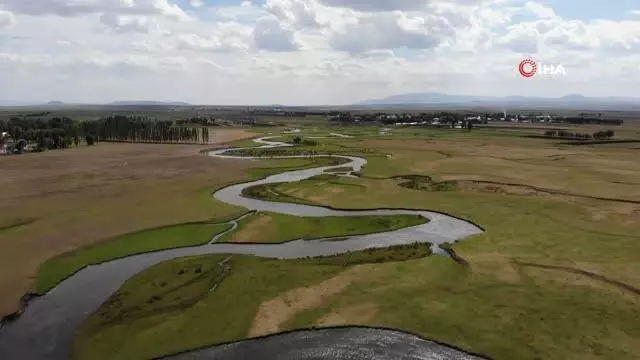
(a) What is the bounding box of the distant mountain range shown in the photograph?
[2,95,640,110]
[109,101,191,106]
[355,93,640,110]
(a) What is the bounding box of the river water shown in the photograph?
[0,136,484,360]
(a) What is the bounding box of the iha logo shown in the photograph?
[518,58,567,78]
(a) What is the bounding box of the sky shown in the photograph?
[0,0,639,105]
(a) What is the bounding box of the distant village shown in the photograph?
[327,111,623,127]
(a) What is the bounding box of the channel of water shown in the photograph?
[0,136,484,360]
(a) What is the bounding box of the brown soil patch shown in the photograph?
[585,204,640,225]
[248,267,365,337]
[316,303,378,327]
[0,129,257,316]
[229,213,274,243]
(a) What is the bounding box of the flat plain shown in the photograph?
[3,123,640,360]
[0,129,259,315]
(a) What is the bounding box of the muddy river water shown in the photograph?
[0,137,485,360]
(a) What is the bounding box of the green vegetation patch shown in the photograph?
[324,166,353,173]
[224,147,322,157]
[82,255,230,330]
[219,211,428,243]
[307,242,432,266]
[241,173,368,207]
[247,157,349,179]
[226,137,263,148]
[396,175,457,192]
[241,183,320,206]
[224,143,377,158]
[36,222,232,294]
[74,244,432,360]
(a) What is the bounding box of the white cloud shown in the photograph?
[265,0,322,29]
[318,0,429,12]
[0,10,16,28]
[0,0,191,21]
[523,1,555,19]
[175,32,251,53]
[100,13,162,34]
[329,12,453,53]
[0,0,639,104]
[253,16,301,52]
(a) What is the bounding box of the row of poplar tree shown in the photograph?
[84,116,210,144]
[1,115,210,153]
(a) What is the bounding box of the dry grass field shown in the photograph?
[359,134,640,202]
[0,129,256,315]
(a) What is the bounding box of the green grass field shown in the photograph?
[218,211,427,243]
[33,155,373,295]
[247,156,352,179]
[35,222,233,294]
[70,125,640,360]
[74,244,433,360]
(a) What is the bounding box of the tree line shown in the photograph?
[543,129,615,140]
[87,115,209,144]
[1,115,210,154]
[1,116,85,153]
[562,117,623,126]
[175,117,220,126]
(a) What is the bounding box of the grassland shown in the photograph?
[32,148,377,295]
[0,129,371,316]
[241,173,367,206]
[218,211,427,243]
[35,222,233,294]
[36,201,425,294]
[74,244,433,360]
[0,131,249,315]
[73,125,640,360]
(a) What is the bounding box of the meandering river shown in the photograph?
[0,136,484,360]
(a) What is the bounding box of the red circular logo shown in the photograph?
[519,58,537,78]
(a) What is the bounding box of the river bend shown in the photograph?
[0,136,484,360]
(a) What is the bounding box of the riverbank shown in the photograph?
[0,136,483,360]
[0,129,258,316]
